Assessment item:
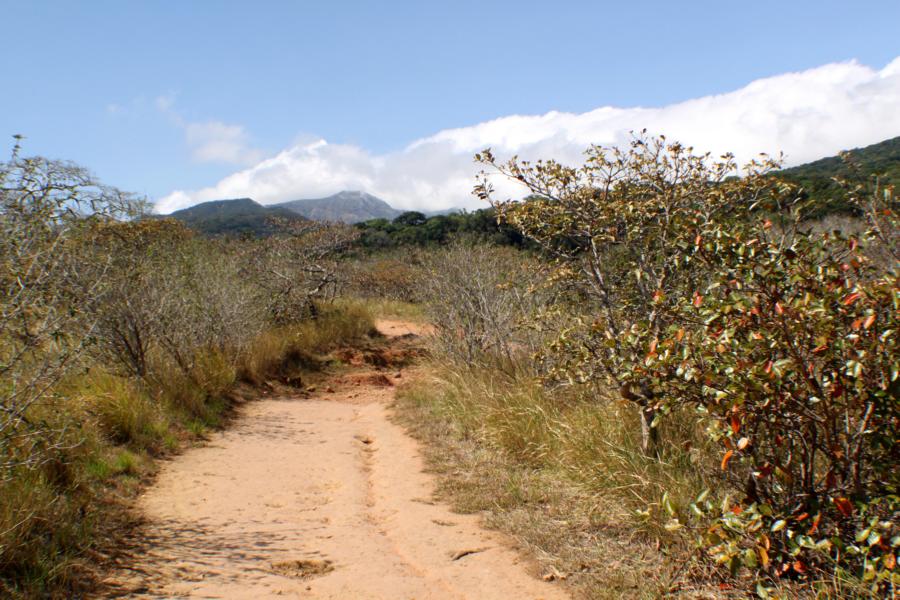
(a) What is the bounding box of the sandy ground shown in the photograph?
[104,319,568,599]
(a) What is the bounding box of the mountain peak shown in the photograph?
[274,191,402,223]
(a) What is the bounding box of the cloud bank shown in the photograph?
[157,57,900,214]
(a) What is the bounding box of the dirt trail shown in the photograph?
[105,319,568,599]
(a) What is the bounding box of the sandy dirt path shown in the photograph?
[106,320,569,599]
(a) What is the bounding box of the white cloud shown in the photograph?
[156,57,900,214]
[184,121,263,166]
[155,94,263,167]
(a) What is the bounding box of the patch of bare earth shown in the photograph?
[100,320,567,599]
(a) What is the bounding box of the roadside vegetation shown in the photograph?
[2,132,897,599]
[397,135,898,598]
[0,141,375,598]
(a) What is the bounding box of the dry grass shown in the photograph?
[394,361,733,599]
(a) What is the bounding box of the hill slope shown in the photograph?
[167,198,305,236]
[778,136,900,214]
[274,191,402,223]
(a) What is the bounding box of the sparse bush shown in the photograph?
[0,142,377,597]
[419,243,550,366]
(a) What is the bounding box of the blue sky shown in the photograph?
[2,0,900,211]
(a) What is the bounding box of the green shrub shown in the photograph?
[477,135,899,593]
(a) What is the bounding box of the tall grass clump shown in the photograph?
[401,360,714,538]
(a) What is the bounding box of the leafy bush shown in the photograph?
[476,134,899,593]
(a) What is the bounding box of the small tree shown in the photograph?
[241,219,359,324]
[475,133,786,454]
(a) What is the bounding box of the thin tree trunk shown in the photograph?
[640,407,659,458]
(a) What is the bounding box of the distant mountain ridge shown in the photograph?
[273,191,402,223]
[166,198,305,236]
[163,136,900,236]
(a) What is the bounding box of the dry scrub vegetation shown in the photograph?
[0,142,375,598]
[397,136,898,599]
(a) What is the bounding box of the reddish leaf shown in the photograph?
[730,503,743,515]
[793,561,807,574]
[808,513,822,535]
[693,292,703,308]
[775,302,784,315]
[885,553,896,570]
[842,292,861,306]
[730,415,741,435]
[721,449,734,471]
[833,497,854,517]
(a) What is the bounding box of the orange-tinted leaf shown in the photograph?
[675,328,685,342]
[759,546,770,567]
[793,560,807,574]
[721,450,734,471]
[730,503,743,515]
[808,513,822,535]
[693,293,703,308]
[730,415,741,435]
[851,318,863,331]
[842,292,861,306]
[795,512,809,522]
[863,314,876,329]
[833,497,854,517]
[885,553,896,570]
[775,302,784,315]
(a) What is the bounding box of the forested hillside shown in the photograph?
[167,197,305,236]
[779,136,900,214]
